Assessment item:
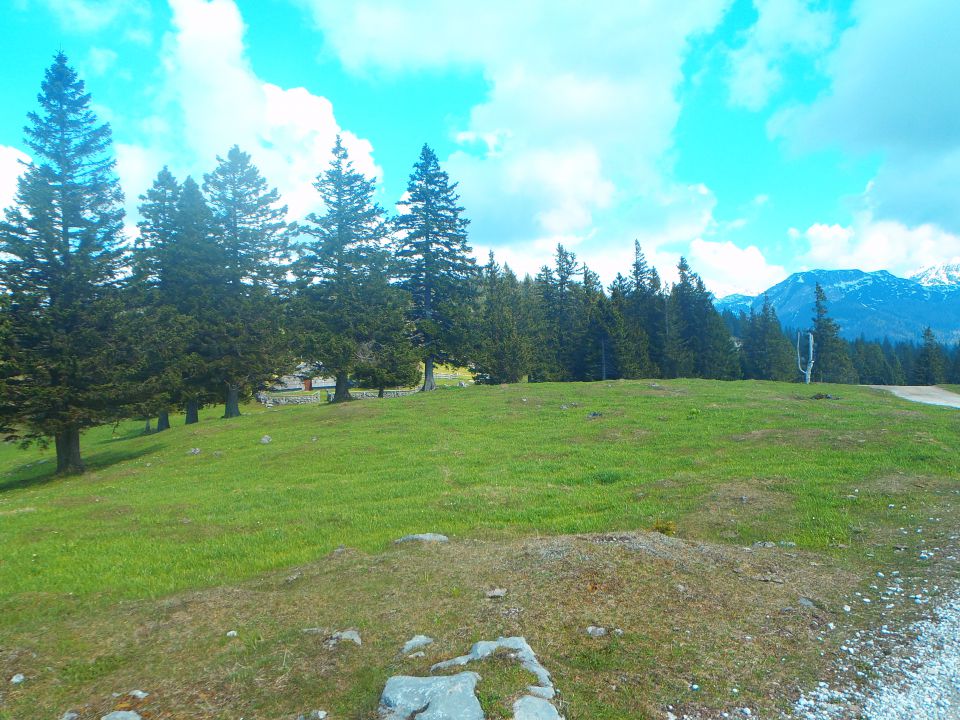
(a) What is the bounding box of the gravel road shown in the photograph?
[791,384,960,719]
[869,385,960,409]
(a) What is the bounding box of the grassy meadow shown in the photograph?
[1,380,958,719]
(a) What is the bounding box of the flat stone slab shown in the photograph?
[402,634,434,654]
[514,694,563,720]
[378,672,483,720]
[431,636,553,692]
[395,533,449,544]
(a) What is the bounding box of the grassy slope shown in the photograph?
[1,380,958,719]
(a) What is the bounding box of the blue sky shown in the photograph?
[1,0,958,296]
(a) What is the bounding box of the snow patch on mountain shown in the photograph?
[911,262,960,287]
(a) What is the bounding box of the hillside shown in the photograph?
[1,381,958,719]
[716,267,960,342]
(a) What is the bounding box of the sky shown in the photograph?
[1,0,958,297]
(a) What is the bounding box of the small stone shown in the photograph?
[402,634,434,654]
[226,630,238,638]
[587,411,602,418]
[798,597,816,610]
[10,673,24,684]
[586,625,607,638]
[613,628,624,636]
[101,713,143,720]
[691,683,700,691]
[842,605,852,613]
[408,651,425,659]
[395,533,449,544]
[60,713,80,720]
[296,712,328,720]
[753,541,776,548]
[486,588,507,599]
[260,435,272,444]
[128,690,149,699]
[187,448,201,455]
[326,629,362,647]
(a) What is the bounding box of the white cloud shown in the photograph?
[801,214,960,276]
[688,238,787,296]
[298,0,733,271]
[86,47,119,76]
[0,146,30,213]
[118,0,380,222]
[727,0,833,110]
[774,0,960,232]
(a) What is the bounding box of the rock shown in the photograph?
[10,673,24,684]
[486,588,507,599]
[394,533,449,544]
[798,597,817,610]
[431,636,553,691]
[402,634,434,655]
[586,625,607,638]
[187,447,201,455]
[326,629,361,647]
[513,694,562,720]
[408,651,425,659]
[260,435,272,444]
[60,713,79,720]
[753,541,776,548]
[613,628,624,637]
[378,672,483,720]
[296,712,328,720]
[458,381,467,387]
[226,630,238,638]
[587,411,602,419]
[101,713,143,720]
[128,690,149,700]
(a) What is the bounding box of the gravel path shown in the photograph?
[869,385,960,409]
[792,587,960,719]
[792,384,960,719]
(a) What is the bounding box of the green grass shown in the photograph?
[1,379,958,718]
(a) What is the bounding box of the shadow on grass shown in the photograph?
[0,443,162,494]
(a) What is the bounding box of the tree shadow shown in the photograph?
[0,443,163,494]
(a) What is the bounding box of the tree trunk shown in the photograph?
[332,371,352,403]
[157,410,170,432]
[378,387,385,399]
[185,400,200,425]
[143,418,152,434]
[422,356,437,392]
[223,384,241,418]
[55,426,84,475]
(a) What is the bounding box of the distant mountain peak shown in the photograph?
[911,262,960,287]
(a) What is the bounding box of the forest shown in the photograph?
[1,54,955,474]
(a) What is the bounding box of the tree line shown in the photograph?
[0,55,951,474]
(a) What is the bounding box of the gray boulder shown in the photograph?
[378,672,483,720]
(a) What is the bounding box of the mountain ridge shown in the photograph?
[716,264,960,343]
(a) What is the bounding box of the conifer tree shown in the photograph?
[295,136,406,402]
[204,148,292,417]
[740,296,794,381]
[811,283,858,383]
[472,253,532,384]
[0,53,130,473]
[395,144,475,390]
[913,327,946,385]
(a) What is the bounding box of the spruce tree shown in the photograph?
[473,253,533,384]
[913,327,946,385]
[811,283,858,383]
[395,144,475,390]
[204,148,292,417]
[0,53,130,473]
[295,136,405,402]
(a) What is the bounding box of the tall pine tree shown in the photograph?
[0,53,130,473]
[395,144,475,390]
[811,283,858,384]
[204,147,293,417]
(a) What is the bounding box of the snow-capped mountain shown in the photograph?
[911,262,960,287]
[715,268,960,343]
